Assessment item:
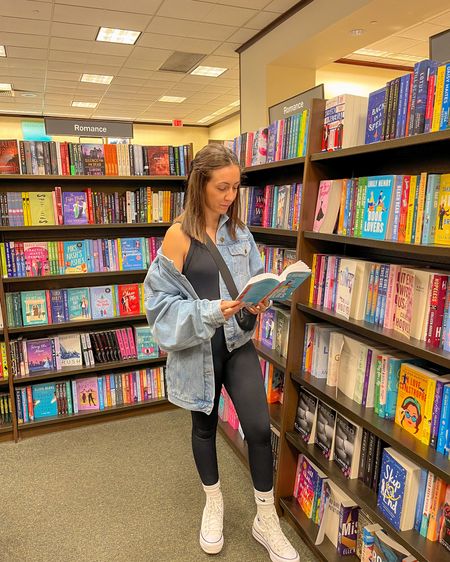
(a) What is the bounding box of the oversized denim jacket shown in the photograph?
[144,214,264,414]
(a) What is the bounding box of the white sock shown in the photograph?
[203,481,222,499]
[254,488,276,517]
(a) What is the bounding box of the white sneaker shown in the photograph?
[200,494,224,554]
[252,511,300,562]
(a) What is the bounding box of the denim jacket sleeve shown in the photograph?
[144,255,226,352]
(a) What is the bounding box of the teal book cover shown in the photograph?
[361,175,394,240]
[63,240,88,274]
[67,287,91,321]
[21,290,48,326]
[32,382,58,419]
[135,326,159,359]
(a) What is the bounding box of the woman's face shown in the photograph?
[205,164,240,216]
[402,403,419,431]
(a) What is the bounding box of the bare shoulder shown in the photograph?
[161,223,190,272]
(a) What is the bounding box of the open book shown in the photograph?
[237,260,311,305]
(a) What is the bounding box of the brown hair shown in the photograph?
[179,143,244,241]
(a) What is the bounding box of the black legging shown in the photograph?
[191,327,273,492]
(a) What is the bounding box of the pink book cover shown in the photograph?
[75,377,99,411]
[383,264,401,330]
[256,127,268,165]
[393,269,414,338]
[126,326,137,358]
[120,328,132,359]
[114,328,127,360]
[313,180,332,232]
[23,242,50,277]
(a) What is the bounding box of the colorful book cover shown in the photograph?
[117,284,141,316]
[314,400,336,460]
[21,290,48,326]
[62,192,88,225]
[28,192,56,226]
[67,287,91,321]
[0,140,20,174]
[81,144,105,176]
[297,456,325,519]
[393,268,414,339]
[26,338,55,373]
[23,241,50,277]
[365,87,386,144]
[361,175,394,240]
[294,387,318,444]
[48,289,68,324]
[75,377,100,411]
[377,449,408,531]
[63,240,88,274]
[312,180,342,233]
[434,174,450,246]
[337,504,359,556]
[134,325,159,359]
[147,146,170,175]
[120,238,144,270]
[89,285,115,320]
[32,382,58,419]
[58,333,82,367]
[260,309,276,348]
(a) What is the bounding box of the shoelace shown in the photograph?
[204,496,223,533]
[260,512,292,552]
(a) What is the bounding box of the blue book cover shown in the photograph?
[62,191,88,225]
[66,287,91,321]
[89,285,115,320]
[377,448,407,530]
[361,175,394,240]
[437,384,450,454]
[248,186,265,226]
[120,237,144,271]
[135,326,159,359]
[421,174,441,244]
[365,87,386,144]
[413,60,435,134]
[63,240,88,274]
[26,338,56,373]
[32,382,58,419]
[237,267,310,305]
[414,468,428,532]
[21,290,48,326]
[48,289,68,324]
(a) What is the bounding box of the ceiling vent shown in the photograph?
[159,51,205,73]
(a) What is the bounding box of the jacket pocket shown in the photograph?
[227,241,251,284]
[166,347,206,403]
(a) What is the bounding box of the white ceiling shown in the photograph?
[0,0,301,124]
[0,1,448,125]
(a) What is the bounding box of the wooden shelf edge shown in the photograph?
[285,432,443,562]
[3,270,148,284]
[243,157,305,173]
[269,402,282,432]
[0,223,171,232]
[249,226,298,238]
[18,397,169,430]
[280,496,358,562]
[310,129,450,162]
[0,174,187,181]
[291,371,450,483]
[0,424,12,434]
[8,314,147,334]
[253,340,287,371]
[13,356,166,384]
[297,303,450,368]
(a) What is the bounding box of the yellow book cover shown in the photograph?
[395,363,437,445]
[431,64,446,132]
[21,192,28,226]
[296,111,304,157]
[29,192,56,226]
[0,342,8,379]
[117,238,123,270]
[404,175,417,243]
[299,109,309,156]
[434,174,450,246]
[413,172,427,244]
[309,254,317,304]
[146,187,152,223]
[0,243,6,277]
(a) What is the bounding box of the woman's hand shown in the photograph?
[220,300,244,320]
[245,298,271,316]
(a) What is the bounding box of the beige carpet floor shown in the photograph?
[1,408,318,562]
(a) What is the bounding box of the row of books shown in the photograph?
[294,390,450,547]
[10,325,161,379]
[321,94,368,151]
[303,323,450,454]
[6,283,145,328]
[239,183,303,230]
[0,342,8,381]
[259,358,284,404]
[1,236,162,278]
[255,306,290,359]
[270,424,281,473]
[309,254,450,350]
[15,367,166,423]
[365,59,450,144]
[0,139,193,177]
[0,393,11,425]
[256,244,297,276]
[224,109,310,167]
[313,172,450,246]
[3,187,184,227]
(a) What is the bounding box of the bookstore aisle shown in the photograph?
[1,408,318,562]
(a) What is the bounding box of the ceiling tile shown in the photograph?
[50,37,93,54]
[201,5,257,27]
[127,46,173,62]
[2,0,52,20]
[199,54,239,69]
[226,27,256,44]
[369,36,417,52]
[147,17,236,41]
[0,67,44,79]
[398,22,444,41]
[50,22,98,42]
[54,0,161,14]
[3,58,47,70]
[244,10,278,30]
[52,5,152,30]
[5,46,48,60]
[113,76,147,87]
[426,10,450,27]
[157,0,214,21]
[90,42,135,57]
[0,16,50,35]
[263,0,298,13]
[49,50,90,64]
[212,42,240,57]
[401,41,430,58]
[48,61,85,74]
[117,68,154,80]
[0,32,48,49]
[46,70,82,82]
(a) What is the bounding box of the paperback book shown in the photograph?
[315,400,336,460]
[62,192,88,225]
[294,387,318,444]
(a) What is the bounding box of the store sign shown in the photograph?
[268,84,324,122]
[172,119,183,127]
[44,118,133,138]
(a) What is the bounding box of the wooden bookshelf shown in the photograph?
[3,270,148,284]
[0,379,8,388]
[243,156,305,173]
[8,314,147,334]
[253,339,287,372]
[292,371,450,483]
[249,226,298,238]
[285,431,443,562]
[0,223,172,232]
[269,402,282,431]
[0,174,187,181]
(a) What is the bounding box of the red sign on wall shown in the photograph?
[172,119,183,127]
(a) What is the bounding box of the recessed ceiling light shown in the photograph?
[96,27,141,45]
[0,83,12,91]
[72,101,98,108]
[158,95,186,103]
[21,92,37,98]
[350,28,365,36]
[80,73,113,84]
[0,46,6,57]
[190,66,227,77]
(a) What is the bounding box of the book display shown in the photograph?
[216,96,450,562]
[0,150,191,441]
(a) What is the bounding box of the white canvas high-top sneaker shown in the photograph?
[200,481,224,554]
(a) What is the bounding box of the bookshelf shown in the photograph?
[220,99,450,562]
[0,171,187,441]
